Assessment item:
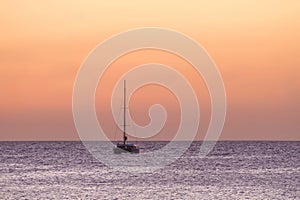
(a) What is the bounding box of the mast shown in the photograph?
[123,80,126,144]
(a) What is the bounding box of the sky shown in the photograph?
[0,1,299,141]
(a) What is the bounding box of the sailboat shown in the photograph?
[113,80,140,154]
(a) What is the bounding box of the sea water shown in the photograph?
[0,141,299,199]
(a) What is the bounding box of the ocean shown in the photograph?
[0,141,299,199]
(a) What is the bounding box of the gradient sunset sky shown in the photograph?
[1,1,299,141]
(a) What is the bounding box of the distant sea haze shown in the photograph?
[0,141,298,199]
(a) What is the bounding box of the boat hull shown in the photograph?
[114,144,140,154]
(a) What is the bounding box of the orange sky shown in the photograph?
[0,1,299,141]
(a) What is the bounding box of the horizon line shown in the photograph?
[0,140,299,142]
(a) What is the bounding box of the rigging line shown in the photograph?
[113,93,123,142]
[129,108,138,143]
